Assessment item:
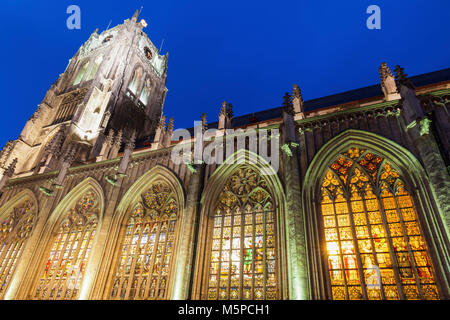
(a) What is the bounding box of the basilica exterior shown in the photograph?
[0,11,448,300]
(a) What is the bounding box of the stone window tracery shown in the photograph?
[206,166,278,300]
[320,148,439,300]
[109,181,179,300]
[0,199,36,298]
[32,190,99,300]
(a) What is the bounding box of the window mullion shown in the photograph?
[67,225,92,299]
[156,220,170,299]
[139,221,152,299]
[345,199,368,300]
[119,222,136,299]
[360,194,386,300]
[240,208,245,299]
[144,221,159,299]
[377,197,406,299]
[48,227,73,300]
[263,208,267,300]
[251,206,256,300]
[0,241,23,297]
[332,201,349,299]
[393,195,424,299]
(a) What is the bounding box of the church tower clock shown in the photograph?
[0,10,168,179]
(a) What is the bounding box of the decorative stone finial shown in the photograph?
[45,125,67,156]
[220,101,227,116]
[158,114,166,129]
[292,84,302,100]
[394,65,414,89]
[4,158,18,177]
[167,117,174,133]
[104,129,115,145]
[0,141,15,168]
[282,92,294,115]
[292,84,304,114]
[126,130,137,150]
[226,103,234,119]
[114,129,123,148]
[379,62,400,100]
[201,113,208,132]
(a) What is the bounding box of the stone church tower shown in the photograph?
[0,10,448,301]
[0,10,167,182]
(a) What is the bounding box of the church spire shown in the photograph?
[132,9,139,22]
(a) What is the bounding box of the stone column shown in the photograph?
[151,115,165,150]
[396,66,450,237]
[218,101,227,130]
[162,117,174,148]
[280,94,309,299]
[117,131,136,176]
[281,151,309,300]
[96,129,114,162]
[54,145,77,187]
[0,158,17,191]
[292,84,306,120]
[171,163,205,299]
[108,129,122,159]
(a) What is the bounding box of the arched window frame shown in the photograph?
[101,166,185,300]
[302,130,450,300]
[126,65,145,100]
[0,190,38,299]
[72,60,89,85]
[86,55,103,81]
[138,77,151,108]
[193,151,289,300]
[203,166,279,300]
[319,148,439,299]
[25,178,104,300]
[108,180,180,300]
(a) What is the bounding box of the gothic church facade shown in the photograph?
[0,11,448,300]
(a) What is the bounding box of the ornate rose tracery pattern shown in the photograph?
[0,200,36,298]
[207,166,278,300]
[110,181,178,300]
[33,190,99,300]
[321,148,439,300]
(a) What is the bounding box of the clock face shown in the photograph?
[138,37,165,77]
[144,47,153,60]
[102,35,113,43]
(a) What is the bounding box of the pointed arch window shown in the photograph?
[320,148,439,300]
[109,181,179,300]
[33,190,99,300]
[138,78,151,106]
[0,200,36,298]
[206,166,278,300]
[86,55,103,81]
[127,67,143,97]
[73,61,89,85]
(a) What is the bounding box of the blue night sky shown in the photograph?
[0,1,449,147]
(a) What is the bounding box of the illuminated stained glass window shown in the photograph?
[33,190,100,300]
[207,166,278,300]
[0,200,36,298]
[320,148,439,300]
[110,181,178,300]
